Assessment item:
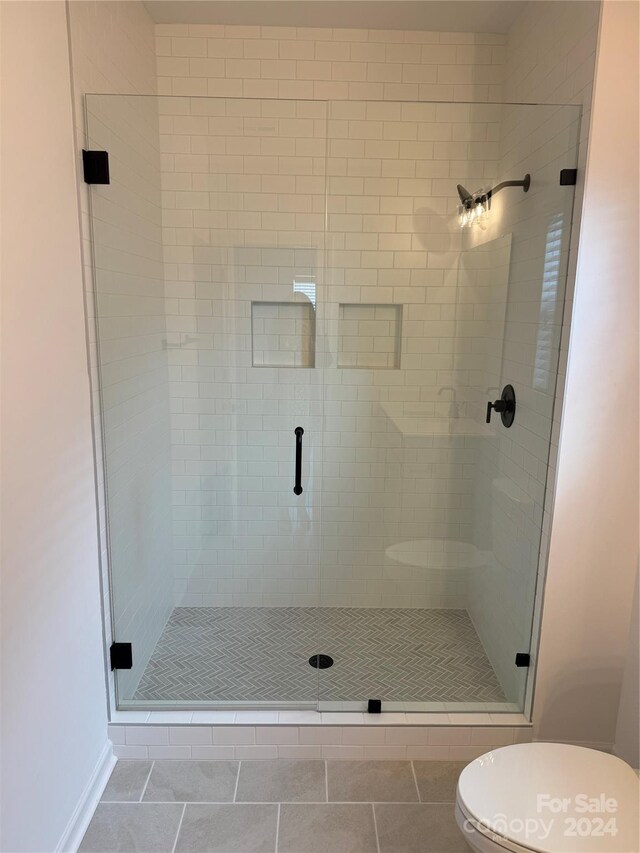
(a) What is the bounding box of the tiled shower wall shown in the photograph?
[155,30,506,608]
[319,100,501,609]
[155,24,505,102]
[69,1,174,698]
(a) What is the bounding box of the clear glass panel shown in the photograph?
[461,104,581,711]
[87,95,578,713]
[87,95,327,708]
[86,94,175,708]
[318,101,580,713]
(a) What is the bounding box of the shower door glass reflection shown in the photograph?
[318,101,580,713]
[87,95,327,707]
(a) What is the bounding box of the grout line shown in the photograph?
[139,760,155,802]
[275,803,281,853]
[324,760,329,802]
[171,803,186,853]
[233,761,241,803]
[98,800,453,805]
[372,803,381,853]
[410,760,421,802]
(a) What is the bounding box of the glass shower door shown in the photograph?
[87,94,328,707]
[87,93,579,713]
[317,100,580,713]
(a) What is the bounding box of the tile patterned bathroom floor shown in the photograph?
[81,759,470,852]
[134,607,504,704]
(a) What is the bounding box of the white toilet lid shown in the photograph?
[456,742,639,853]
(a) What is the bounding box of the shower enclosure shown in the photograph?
[86,94,579,712]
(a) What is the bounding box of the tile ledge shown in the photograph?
[110,711,531,727]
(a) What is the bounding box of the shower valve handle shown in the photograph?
[486,385,516,428]
[486,398,507,419]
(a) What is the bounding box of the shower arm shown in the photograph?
[484,174,530,204]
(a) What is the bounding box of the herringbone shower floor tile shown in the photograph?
[133,607,504,703]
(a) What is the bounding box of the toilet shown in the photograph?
[456,742,639,853]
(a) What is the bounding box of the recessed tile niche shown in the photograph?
[338,304,403,369]
[251,301,315,368]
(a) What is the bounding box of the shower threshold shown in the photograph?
[131,607,505,706]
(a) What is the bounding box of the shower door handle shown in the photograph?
[293,427,304,495]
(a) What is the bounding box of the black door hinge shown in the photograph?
[559,168,577,186]
[515,652,531,667]
[110,642,133,670]
[83,149,110,184]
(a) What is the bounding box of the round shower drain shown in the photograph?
[308,654,334,669]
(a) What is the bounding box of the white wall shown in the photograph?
[0,2,108,850]
[534,0,639,748]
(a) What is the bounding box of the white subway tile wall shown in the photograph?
[158,93,517,613]
[159,97,327,606]
[107,719,532,759]
[155,25,506,104]
[337,304,403,370]
[251,301,316,368]
[318,101,503,611]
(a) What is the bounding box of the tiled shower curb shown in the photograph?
[109,711,532,760]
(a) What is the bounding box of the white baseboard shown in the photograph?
[55,741,116,853]
[535,737,614,753]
